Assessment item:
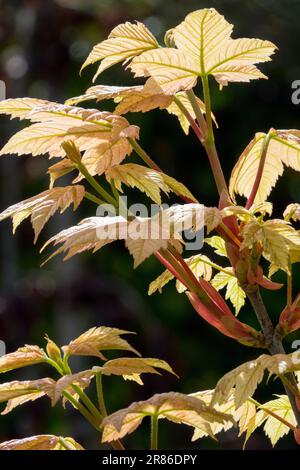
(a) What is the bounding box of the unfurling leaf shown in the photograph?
[211,270,246,315]
[62,326,139,360]
[230,130,300,205]
[212,353,300,409]
[241,218,300,273]
[0,186,85,242]
[0,435,83,450]
[279,294,300,335]
[81,22,159,81]
[102,392,235,443]
[105,163,197,204]
[0,345,46,374]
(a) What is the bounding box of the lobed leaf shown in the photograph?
[0,186,85,242]
[0,345,46,374]
[211,270,246,315]
[102,392,235,443]
[62,326,139,360]
[81,21,159,81]
[230,130,300,205]
[212,353,300,409]
[105,163,197,204]
[0,435,83,450]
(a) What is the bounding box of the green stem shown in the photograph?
[58,437,76,451]
[201,75,229,197]
[62,391,100,431]
[45,358,64,375]
[128,137,162,172]
[96,372,108,417]
[71,384,103,424]
[150,415,159,450]
[77,161,117,207]
[96,373,125,451]
[84,191,106,206]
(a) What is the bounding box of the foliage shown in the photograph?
[0,7,299,449]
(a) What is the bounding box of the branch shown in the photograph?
[246,288,300,428]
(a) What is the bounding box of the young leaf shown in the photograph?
[0,98,50,120]
[0,379,54,407]
[129,9,275,94]
[205,236,227,257]
[102,392,234,443]
[0,104,134,160]
[67,84,174,114]
[81,22,159,81]
[0,345,46,373]
[1,391,46,416]
[62,326,139,360]
[130,48,198,95]
[0,435,83,450]
[241,218,300,273]
[191,390,256,441]
[148,269,174,296]
[211,270,246,315]
[258,395,297,446]
[105,163,197,205]
[0,186,85,242]
[42,204,205,268]
[212,353,300,409]
[75,122,139,178]
[48,159,76,188]
[99,357,178,385]
[230,130,300,205]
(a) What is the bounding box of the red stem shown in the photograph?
[246,132,272,209]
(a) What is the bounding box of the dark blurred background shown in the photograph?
[0,0,300,450]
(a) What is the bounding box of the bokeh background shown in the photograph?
[0,0,300,450]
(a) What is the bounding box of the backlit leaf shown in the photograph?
[212,353,300,409]
[102,392,234,442]
[0,345,46,373]
[0,186,85,242]
[62,326,139,360]
[0,435,83,450]
[241,218,300,273]
[211,270,246,315]
[105,163,197,204]
[81,22,159,81]
[230,130,300,205]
